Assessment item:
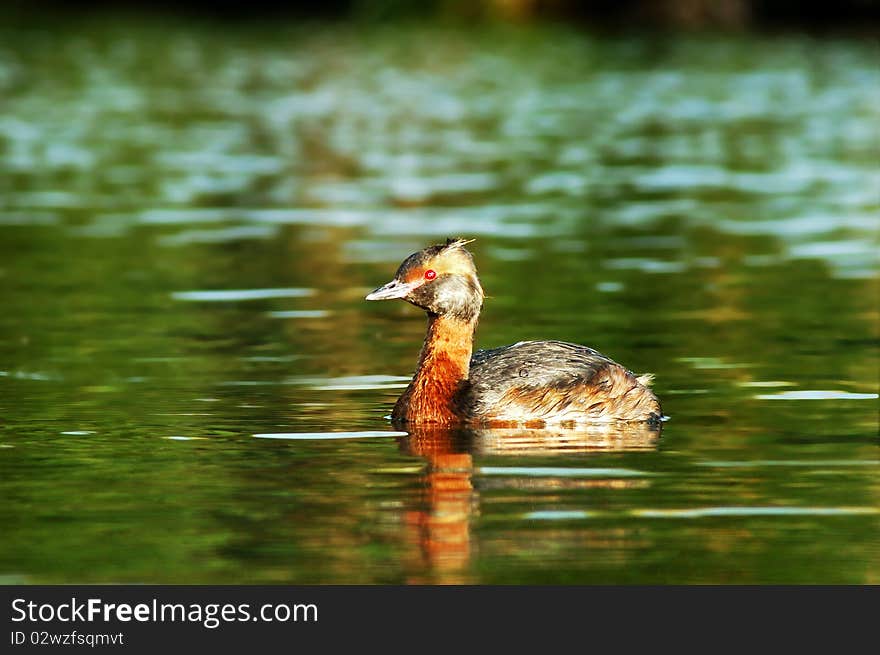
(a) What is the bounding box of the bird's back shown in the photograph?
[462,340,661,424]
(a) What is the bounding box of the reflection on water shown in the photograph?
[402,422,662,457]
[396,422,660,582]
[471,423,661,455]
[0,21,878,584]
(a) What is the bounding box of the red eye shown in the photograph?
[424,269,437,280]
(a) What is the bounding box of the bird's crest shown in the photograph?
[445,237,476,250]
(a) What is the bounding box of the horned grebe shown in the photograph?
[366,238,662,425]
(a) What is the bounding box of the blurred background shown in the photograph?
[4,0,880,30]
[0,1,877,584]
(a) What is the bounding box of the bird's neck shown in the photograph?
[393,314,477,423]
[416,313,476,381]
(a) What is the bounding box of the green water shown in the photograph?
[1,20,878,584]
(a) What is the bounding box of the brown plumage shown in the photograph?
[366,238,662,426]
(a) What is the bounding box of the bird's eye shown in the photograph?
[424,269,437,280]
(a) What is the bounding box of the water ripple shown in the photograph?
[478,466,651,478]
[253,431,407,440]
[525,510,593,520]
[171,288,314,302]
[284,374,411,391]
[754,390,878,400]
[634,506,879,518]
[698,460,879,468]
[266,310,330,319]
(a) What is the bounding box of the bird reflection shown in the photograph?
[395,421,662,583]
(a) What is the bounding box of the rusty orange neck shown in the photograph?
[417,314,475,379]
[393,314,477,423]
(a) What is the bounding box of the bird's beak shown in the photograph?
[365,279,419,301]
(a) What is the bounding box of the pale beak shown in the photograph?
[365,279,419,301]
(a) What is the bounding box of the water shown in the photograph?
[1,20,878,584]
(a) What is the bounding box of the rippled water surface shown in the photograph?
[1,21,878,584]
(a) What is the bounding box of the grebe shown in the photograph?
[366,238,662,425]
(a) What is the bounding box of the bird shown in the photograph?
[366,238,662,426]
